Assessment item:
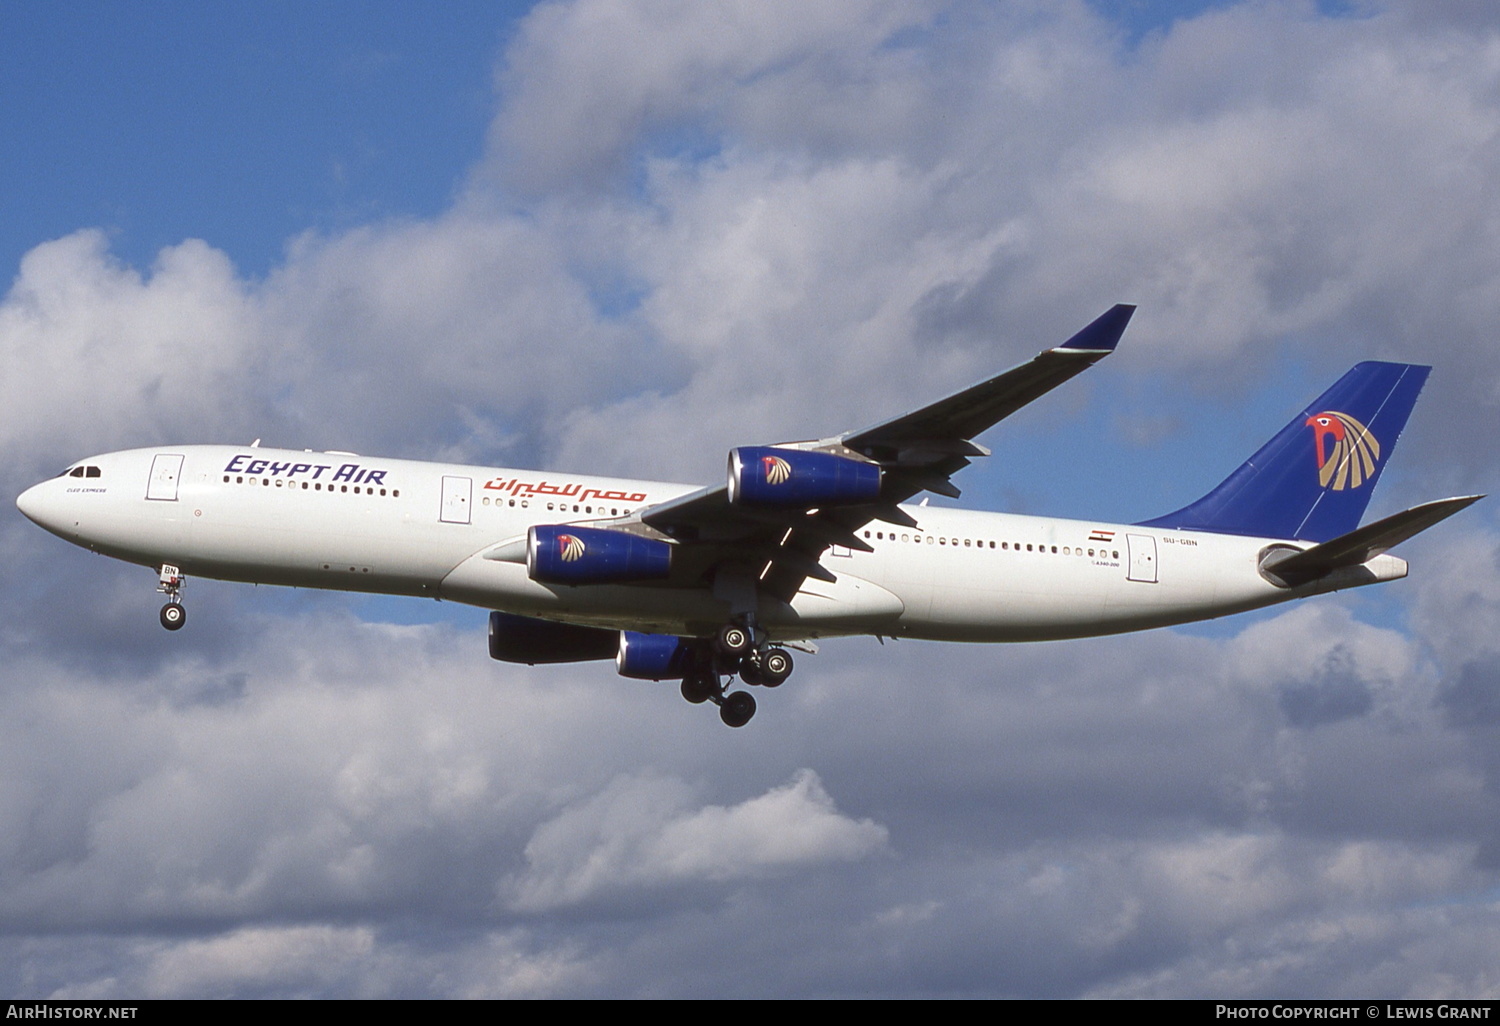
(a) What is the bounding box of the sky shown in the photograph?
[3,0,1500,999]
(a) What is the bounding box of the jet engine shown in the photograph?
[527,525,672,585]
[727,446,881,508]
[488,611,618,664]
[615,630,697,680]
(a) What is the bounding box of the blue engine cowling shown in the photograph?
[528,525,672,585]
[488,611,619,664]
[727,446,881,508]
[616,631,698,680]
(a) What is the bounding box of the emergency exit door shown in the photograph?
[146,454,184,501]
[440,476,472,524]
[1126,533,1158,583]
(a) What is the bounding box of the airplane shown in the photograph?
[15,305,1482,727]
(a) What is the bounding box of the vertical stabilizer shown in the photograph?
[1138,361,1430,542]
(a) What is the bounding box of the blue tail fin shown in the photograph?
[1138,361,1430,542]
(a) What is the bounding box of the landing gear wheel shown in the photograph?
[759,648,793,687]
[739,658,765,686]
[681,673,714,705]
[716,623,752,658]
[720,690,756,728]
[160,602,186,631]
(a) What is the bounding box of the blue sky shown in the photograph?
[1,2,514,278]
[3,0,1499,1000]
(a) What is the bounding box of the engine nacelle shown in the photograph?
[528,525,672,585]
[488,611,619,664]
[727,446,881,508]
[616,631,697,680]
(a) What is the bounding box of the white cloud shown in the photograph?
[508,769,888,911]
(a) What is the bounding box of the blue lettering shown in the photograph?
[312,465,330,479]
[268,461,291,476]
[246,459,269,475]
[365,470,387,487]
[290,463,312,477]
[225,455,248,473]
[333,463,359,483]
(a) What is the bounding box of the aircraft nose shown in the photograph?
[16,480,60,530]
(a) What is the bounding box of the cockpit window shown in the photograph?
[86,466,101,478]
[60,465,102,478]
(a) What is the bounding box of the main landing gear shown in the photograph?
[157,564,186,631]
[679,619,796,727]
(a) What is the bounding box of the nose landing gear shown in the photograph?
[157,564,186,631]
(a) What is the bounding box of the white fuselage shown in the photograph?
[17,445,1407,642]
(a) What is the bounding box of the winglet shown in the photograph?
[1057,304,1135,352]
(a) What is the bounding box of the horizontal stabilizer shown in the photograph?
[1261,494,1483,586]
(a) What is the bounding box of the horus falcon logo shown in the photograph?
[762,455,792,485]
[1305,410,1380,491]
[558,534,586,562]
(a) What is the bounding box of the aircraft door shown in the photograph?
[440,475,472,524]
[146,454,185,501]
[1126,533,1158,583]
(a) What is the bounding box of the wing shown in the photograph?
[636,304,1135,604]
